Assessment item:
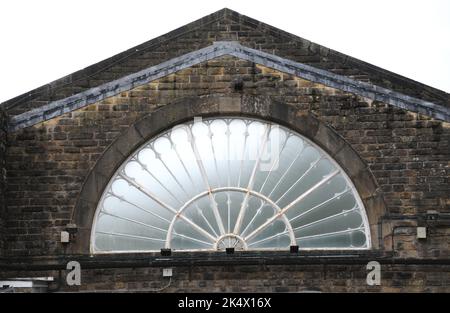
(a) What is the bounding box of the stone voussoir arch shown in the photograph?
[70,94,386,254]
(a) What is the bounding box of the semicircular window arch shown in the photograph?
[92,116,371,253]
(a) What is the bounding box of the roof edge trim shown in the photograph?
[9,41,450,130]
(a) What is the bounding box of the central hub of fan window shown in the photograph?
[215,234,247,250]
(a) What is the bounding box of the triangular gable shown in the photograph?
[2,8,449,127]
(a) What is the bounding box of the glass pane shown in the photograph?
[285,174,350,222]
[294,210,363,238]
[215,191,244,234]
[181,194,221,238]
[240,196,278,238]
[109,179,173,222]
[298,229,367,249]
[246,219,290,249]
[171,218,214,250]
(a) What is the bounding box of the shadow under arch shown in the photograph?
[70,94,386,254]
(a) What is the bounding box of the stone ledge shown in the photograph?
[3,252,450,272]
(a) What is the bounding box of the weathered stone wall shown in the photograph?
[51,263,450,292]
[4,57,449,260]
[1,263,449,292]
[0,107,7,257]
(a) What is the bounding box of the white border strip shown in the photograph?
[9,41,450,130]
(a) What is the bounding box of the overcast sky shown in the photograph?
[0,0,449,104]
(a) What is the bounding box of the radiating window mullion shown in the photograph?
[245,169,340,242]
[292,206,358,232]
[207,121,222,188]
[257,132,291,194]
[226,121,231,187]
[99,210,168,234]
[234,124,271,234]
[296,226,365,241]
[237,122,250,187]
[172,232,214,246]
[186,124,226,235]
[248,229,288,247]
[289,187,351,224]
[120,170,216,242]
[240,200,265,237]
[197,207,219,238]
[119,172,178,215]
[149,141,191,200]
[132,156,184,206]
[108,191,172,224]
[227,192,231,233]
[274,155,324,205]
[281,169,340,214]
[96,231,166,243]
[173,215,218,243]
[169,135,218,233]
[169,136,202,196]
[267,142,308,199]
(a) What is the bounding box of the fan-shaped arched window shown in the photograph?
[91,116,371,253]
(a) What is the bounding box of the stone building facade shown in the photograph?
[0,108,6,258]
[0,9,449,292]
